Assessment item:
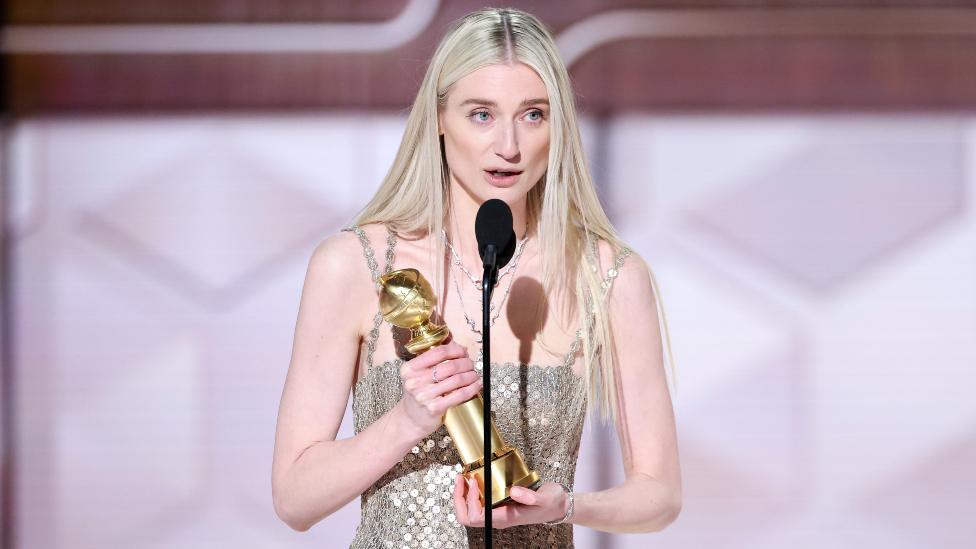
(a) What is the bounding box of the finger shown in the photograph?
[466,477,483,526]
[416,342,468,371]
[450,355,475,373]
[492,501,528,529]
[403,354,474,393]
[507,486,538,506]
[419,370,480,400]
[468,477,483,526]
[402,356,463,394]
[491,503,514,529]
[437,356,474,379]
[437,379,484,409]
[426,357,472,383]
[453,474,470,526]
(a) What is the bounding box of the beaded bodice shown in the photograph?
[342,225,628,549]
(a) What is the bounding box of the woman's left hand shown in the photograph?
[452,475,568,528]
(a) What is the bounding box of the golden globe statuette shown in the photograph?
[378,268,541,508]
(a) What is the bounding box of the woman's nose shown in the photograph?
[493,123,519,159]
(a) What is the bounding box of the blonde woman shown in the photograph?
[272,7,681,547]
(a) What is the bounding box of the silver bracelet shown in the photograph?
[542,482,575,526]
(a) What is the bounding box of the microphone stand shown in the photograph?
[481,245,498,548]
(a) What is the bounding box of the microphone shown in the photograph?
[474,198,516,545]
[475,199,516,287]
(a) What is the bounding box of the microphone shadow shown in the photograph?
[506,277,548,366]
[506,277,548,447]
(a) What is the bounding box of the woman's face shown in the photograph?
[438,62,551,207]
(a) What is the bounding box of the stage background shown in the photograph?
[3,1,975,548]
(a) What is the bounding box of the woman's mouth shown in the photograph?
[484,169,522,187]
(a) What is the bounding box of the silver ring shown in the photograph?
[432,365,439,384]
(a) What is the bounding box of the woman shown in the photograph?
[272,7,681,548]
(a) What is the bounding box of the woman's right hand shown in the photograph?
[397,341,483,437]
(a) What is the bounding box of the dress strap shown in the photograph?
[343,225,397,289]
[342,225,397,369]
[561,238,632,368]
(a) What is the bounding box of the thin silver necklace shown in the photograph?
[444,229,528,290]
[447,233,528,343]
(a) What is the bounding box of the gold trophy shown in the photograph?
[378,268,540,507]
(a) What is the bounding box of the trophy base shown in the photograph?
[466,448,542,508]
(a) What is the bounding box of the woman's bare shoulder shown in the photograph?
[589,236,652,302]
[303,228,381,308]
[311,222,392,272]
[309,230,361,277]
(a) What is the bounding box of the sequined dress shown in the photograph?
[343,225,629,549]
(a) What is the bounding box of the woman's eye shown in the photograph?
[472,111,490,123]
[526,110,545,122]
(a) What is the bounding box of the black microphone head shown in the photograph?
[475,199,516,269]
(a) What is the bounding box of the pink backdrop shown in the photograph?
[8,113,974,548]
[4,2,976,548]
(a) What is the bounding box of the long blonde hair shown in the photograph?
[354,7,672,424]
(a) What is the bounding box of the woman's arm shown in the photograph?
[571,246,683,534]
[452,245,683,532]
[271,232,426,532]
[271,230,483,532]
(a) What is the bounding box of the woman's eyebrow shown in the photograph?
[459,98,549,108]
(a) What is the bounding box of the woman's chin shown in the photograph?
[478,187,530,206]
